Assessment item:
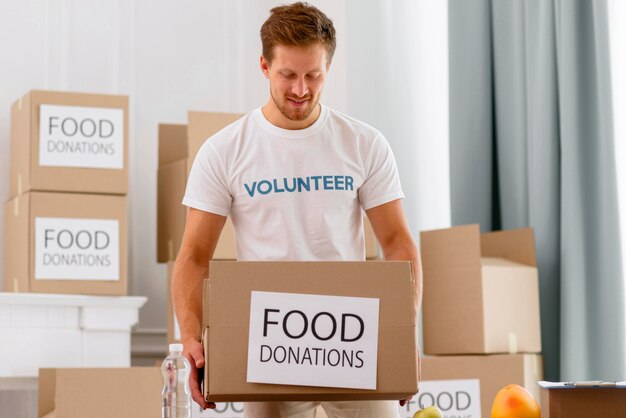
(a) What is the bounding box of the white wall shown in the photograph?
[0,0,449,354]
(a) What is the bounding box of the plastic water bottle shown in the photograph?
[162,343,191,418]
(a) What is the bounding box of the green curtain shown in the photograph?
[449,0,625,381]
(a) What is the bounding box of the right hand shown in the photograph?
[183,339,216,410]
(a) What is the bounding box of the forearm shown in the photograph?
[380,234,422,310]
[172,249,209,343]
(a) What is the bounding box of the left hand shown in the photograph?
[399,395,413,407]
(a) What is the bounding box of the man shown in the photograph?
[172,3,421,417]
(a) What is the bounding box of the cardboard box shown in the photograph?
[157,118,239,263]
[10,90,128,197]
[540,384,626,418]
[363,216,380,259]
[4,192,127,295]
[202,261,418,402]
[157,119,381,263]
[187,111,244,172]
[402,354,543,418]
[420,224,541,354]
[38,368,161,418]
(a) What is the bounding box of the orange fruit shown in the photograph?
[491,384,541,418]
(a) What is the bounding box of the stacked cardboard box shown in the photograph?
[38,367,247,418]
[539,382,626,418]
[3,90,129,295]
[158,112,384,343]
[409,224,544,418]
[157,112,241,344]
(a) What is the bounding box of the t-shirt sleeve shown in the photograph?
[182,141,231,217]
[358,134,405,210]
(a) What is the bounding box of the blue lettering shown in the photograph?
[323,175,334,190]
[258,180,272,195]
[298,177,310,192]
[244,175,355,196]
[334,175,344,190]
[244,182,257,197]
[273,178,285,193]
[311,176,322,190]
[284,178,297,192]
[346,176,354,191]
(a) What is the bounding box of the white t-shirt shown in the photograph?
[183,104,404,261]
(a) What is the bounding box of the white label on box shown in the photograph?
[39,104,124,169]
[247,291,379,390]
[400,379,481,418]
[35,217,120,280]
[191,402,244,418]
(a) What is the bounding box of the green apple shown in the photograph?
[413,405,443,418]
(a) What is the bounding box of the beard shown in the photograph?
[270,89,319,122]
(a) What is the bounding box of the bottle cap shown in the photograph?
[169,343,183,352]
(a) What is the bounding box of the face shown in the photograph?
[261,44,329,128]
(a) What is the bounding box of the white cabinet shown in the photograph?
[0,293,146,377]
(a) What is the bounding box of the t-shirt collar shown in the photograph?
[254,103,328,139]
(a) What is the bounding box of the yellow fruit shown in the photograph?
[491,384,541,418]
[413,405,443,418]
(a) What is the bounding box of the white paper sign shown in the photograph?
[191,402,244,418]
[247,291,380,390]
[39,104,124,169]
[35,217,120,280]
[400,379,481,418]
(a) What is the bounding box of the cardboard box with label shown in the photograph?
[539,382,626,418]
[400,354,543,418]
[157,118,381,263]
[420,224,541,354]
[10,90,128,196]
[38,368,161,418]
[3,192,127,295]
[203,261,418,402]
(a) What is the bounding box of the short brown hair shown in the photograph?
[260,2,336,65]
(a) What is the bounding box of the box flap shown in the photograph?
[481,228,536,266]
[420,224,482,271]
[480,257,534,268]
[482,263,542,353]
[158,124,188,166]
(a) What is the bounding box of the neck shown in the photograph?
[261,99,321,130]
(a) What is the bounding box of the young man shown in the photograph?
[172,3,421,417]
